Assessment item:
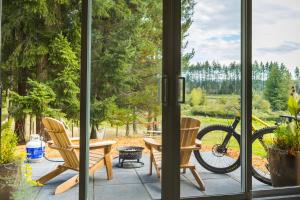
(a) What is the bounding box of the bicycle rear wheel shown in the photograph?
[194,125,240,174]
[252,126,277,185]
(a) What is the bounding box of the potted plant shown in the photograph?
[0,120,21,199]
[269,86,300,187]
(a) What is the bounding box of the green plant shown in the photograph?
[264,63,292,111]
[11,155,42,200]
[0,120,18,164]
[253,93,271,112]
[189,87,206,106]
[273,86,300,153]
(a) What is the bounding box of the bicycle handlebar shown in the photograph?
[279,115,300,122]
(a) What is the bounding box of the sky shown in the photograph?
[185,0,300,72]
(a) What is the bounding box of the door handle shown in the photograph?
[162,75,168,105]
[178,76,185,104]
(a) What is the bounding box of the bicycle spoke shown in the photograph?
[197,127,240,170]
[252,127,275,185]
[259,137,268,152]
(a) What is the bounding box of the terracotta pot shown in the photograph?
[268,147,300,187]
[0,162,19,200]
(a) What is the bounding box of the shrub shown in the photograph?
[181,104,192,116]
[253,93,271,112]
[189,88,206,106]
[191,104,237,118]
[217,96,227,105]
[0,120,18,164]
[191,95,239,118]
[274,124,298,151]
[273,87,300,152]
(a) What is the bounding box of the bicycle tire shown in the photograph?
[251,126,276,185]
[193,125,241,174]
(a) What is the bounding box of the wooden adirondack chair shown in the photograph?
[36,117,116,194]
[144,117,205,190]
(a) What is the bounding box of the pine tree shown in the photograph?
[1,1,81,139]
[264,63,292,111]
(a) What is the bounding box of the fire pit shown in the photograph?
[117,146,144,168]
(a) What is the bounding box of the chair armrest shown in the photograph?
[69,137,80,142]
[195,139,201,148]
[48,137,80,146]
[181,145,201,151]
[47,140,54,146]
[89,140,116,149]
[49,143,74,151]
[144,138,161,151]
[71,140,116,149]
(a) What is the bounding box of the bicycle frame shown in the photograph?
[252,115,271,132]
[220,117,240,148]
[220,115,272,148]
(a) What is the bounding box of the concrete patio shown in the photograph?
[29,154,272,200]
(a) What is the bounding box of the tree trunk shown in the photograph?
[7,90,11,120]
[29,115,32,135]
[37,56,48,81]
[147,111,152,131]
[90,125,97,139]
[14,119,25,143]
[133,121,137,134]
[71,123,74,137]
[154,117,158,131]
[132,107,137,134]
[126,122,130,136]
[35,55,50,140]
[116,126,119,137]
[36,114,48,140]
[15,68,27,143]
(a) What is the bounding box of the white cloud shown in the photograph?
[253,0,300,70]
[257,41,300,54]
[185,0,241,65]
[185,0,300,71]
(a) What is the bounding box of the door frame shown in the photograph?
[79,0,92,199]
[161,0,181,199]
[78,0,300,199]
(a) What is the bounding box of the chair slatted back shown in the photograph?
[180,117,201,165]
[42,117,79,169]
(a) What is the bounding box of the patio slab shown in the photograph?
[29,154,272,200]
[94,170,142,186]
[93,184,152,200]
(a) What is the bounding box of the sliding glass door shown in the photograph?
[80,0,172,199]
[89,0,164,199]
[179,0,243,198]
[251,0,300,198]
[79,0,300,199]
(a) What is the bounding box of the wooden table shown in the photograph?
[146,130,162,137]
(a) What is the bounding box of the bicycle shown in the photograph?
[193,115,277,185]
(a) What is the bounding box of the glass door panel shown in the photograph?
[90,1,163,199]
[1,1,80,199]
[180,0,242,197]
[252,0,300,191]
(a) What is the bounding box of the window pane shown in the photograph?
[252,0,300,191]
[1,1,80,199]
[180,0,242,197]
[90,1,162,199]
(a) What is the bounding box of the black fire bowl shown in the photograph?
[117,146,145,169]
